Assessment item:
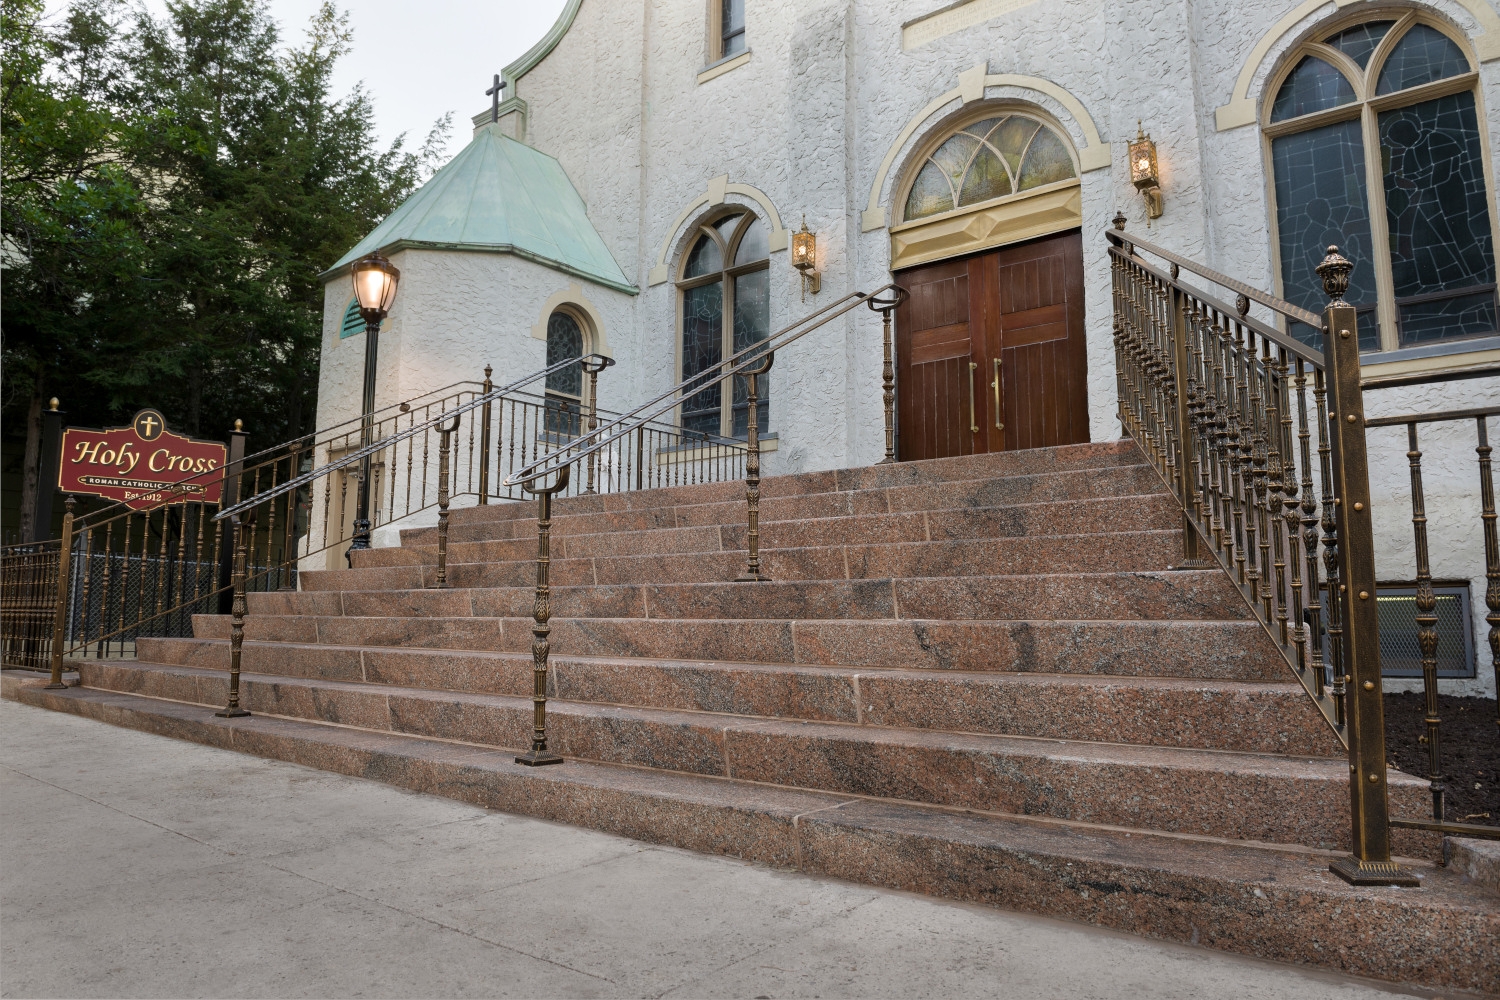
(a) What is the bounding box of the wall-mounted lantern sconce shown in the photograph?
[1128,122,1163,222]
[791,216,821,300]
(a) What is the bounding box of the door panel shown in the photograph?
[894,259,974,461]
[895,230,1088,460]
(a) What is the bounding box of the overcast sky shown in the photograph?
[129,0,572,160]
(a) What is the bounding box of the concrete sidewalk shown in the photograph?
[0,699,1428,999]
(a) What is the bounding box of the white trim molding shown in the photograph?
[1214,0,1500,130]
[530,283,612,358]
[861,64,1109,233]
[647,176,788,286]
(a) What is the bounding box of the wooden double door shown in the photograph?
[894,230,1089,460]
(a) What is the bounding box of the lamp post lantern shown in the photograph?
[348,251,400,556]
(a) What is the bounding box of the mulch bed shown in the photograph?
[1384,693,1499,824]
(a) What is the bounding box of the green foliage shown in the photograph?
[1,0,447,448]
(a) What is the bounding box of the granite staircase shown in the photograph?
[8,439,1497,991]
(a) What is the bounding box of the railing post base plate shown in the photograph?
[1328,856,1420,887]
[215,707,251,719]
[515,751,564,766]
[44,681,68,690]
[735,572,773,583]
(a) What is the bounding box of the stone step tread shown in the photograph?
[5,674,1493,996]
[38,664,1424,848]
[413,482,1175,544]
[97,659,1346,766]
[121,640,1340,755]
[257,570,1251,623]
[186,615,1285,678]
[356,528,1183,569]
[443,441,1149,525]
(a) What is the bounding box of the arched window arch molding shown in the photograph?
[861,65,1110,233]
[529,283,611,358]
[1260,8,1500,355]
[1215,0,1500,130]
[647,176,788,286]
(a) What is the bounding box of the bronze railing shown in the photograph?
[498,285,906,768]
[1107,219,1485,883]
[1,352,751,678]
[1363,404,1498,838]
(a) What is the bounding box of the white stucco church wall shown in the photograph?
[314,0,1500,695]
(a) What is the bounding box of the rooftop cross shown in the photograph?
[486,74,506,123]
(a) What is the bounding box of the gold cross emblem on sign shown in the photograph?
[133,409,165,441]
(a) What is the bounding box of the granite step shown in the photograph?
[7,673,1491,994]
[382,493,1184,564]
[406,466,1167,545]
[67,659,1383,846]
[426,440,1149,529]
[188,614,1284,677]
[132,638,1337,755]
[326,530,1185,592]
[255,571,1251,623]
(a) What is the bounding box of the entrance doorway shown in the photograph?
[893,230,1089,460]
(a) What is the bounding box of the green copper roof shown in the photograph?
[326,125,635,294]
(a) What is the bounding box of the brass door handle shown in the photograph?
[992,358,1004,430]
[968,362,979,433]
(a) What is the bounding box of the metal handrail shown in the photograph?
[504,286,900,487]
[1365,404,1500,428]
[1105,227,1325,330]
[214,354,614,521]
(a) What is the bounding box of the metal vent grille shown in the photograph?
[1376,584,1476,679]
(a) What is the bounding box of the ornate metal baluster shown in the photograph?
[76,526,94,657]
[1478,415,1499,732]
[1267,348,1289,643]
[1405,421,1445,821]
[1317,367,1345,724]
[516,466,570,766]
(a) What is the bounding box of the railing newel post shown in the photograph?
[45,497,77,689]
[478,367,494,506]
[736,352,774,582]
[216,510,254,719]
[516,467,570,766]
[1315,246,1415,887]
[866,289,907,464]
[432,414,460,589]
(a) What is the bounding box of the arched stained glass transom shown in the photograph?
[1265,13,1496,352]
[677,211,770,438]
[903,114,1078,222]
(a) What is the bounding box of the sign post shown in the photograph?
[26,400,66,543]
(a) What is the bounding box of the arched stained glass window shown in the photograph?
[903,114,1077,222]
[677,212,770,438]
[1266,13,1495,352]
[544,310,586,438]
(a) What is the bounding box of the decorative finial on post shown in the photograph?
[48,397,59,410]
[486,74,505,123]
[1112,211,1127,231]
[234,418,243,432]
[1315,245,1352,304]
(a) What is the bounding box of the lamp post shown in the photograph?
[348,252,401,555]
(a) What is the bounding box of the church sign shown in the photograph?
[58,409,229,509]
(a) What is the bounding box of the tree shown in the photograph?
[1,0,448,536]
